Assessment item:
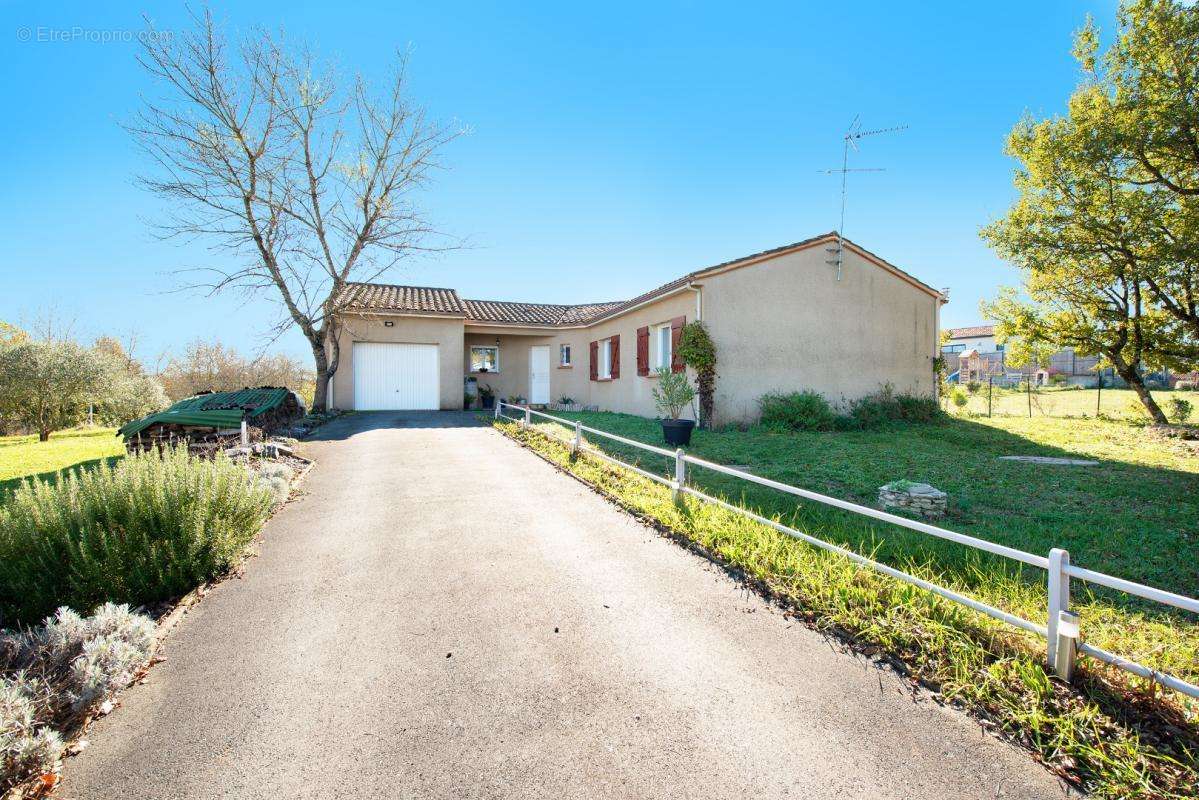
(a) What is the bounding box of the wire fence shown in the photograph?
[945,379,1194,421]
[496,401,1199,699]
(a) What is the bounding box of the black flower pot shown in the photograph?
[660,418,695,446]
[481,396,495,409]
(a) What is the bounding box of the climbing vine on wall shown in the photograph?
[677,321,717,428]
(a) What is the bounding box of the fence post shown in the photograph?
[673,448,685,503]
[572,420,581,456]
[494,401,500,421]
[524,406,530,428]
[1047,547,1078,682]
[240,419,248,447]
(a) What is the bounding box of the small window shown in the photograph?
[470,345,499,372]
[652,323,672,370]
[599,339,612,379]
[560,344,572,367]
[942,343,965,353]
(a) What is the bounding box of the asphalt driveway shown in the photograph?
[64,411,1066,799]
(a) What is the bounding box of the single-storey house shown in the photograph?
[328,232,947,424]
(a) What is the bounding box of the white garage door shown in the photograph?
[352,342,439,410]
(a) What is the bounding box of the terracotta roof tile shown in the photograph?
[946,325,995,339]
[461,299,570,325]
[341,284,464,315]
[556,301,625,325]
[341,233,942,328]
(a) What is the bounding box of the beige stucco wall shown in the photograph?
[330,313,465,410]
[701,244,939,424]
[464,330,553,405]
[573,292,699,419]
[463,326,595,408]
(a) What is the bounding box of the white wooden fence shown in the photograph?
[496,402,1199,698]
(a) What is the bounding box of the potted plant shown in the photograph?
[651,368,697,446]
[478,383,495,410]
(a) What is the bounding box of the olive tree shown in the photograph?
[93,336,170,426]
[0,340,113,441]
[130,11,460,411]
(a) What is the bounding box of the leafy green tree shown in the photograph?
[982,286,1172,422]
[1089,0,1199,342]
[0,340,113,440]
[981,0,1199,423]
[0,321,27,348]
[981,302,1058,375]
[93,336,169,426]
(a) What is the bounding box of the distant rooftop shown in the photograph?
[946,325,995,339]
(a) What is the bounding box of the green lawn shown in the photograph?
[950,385,1193,420]
[0,427,124,493]
[528,411,1198,597]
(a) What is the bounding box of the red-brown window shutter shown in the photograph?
[636,326,649,376]
[589,340,598,381]
[670,316,687,373]
[610,335,621,379]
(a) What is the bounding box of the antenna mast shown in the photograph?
[821,117,907,279]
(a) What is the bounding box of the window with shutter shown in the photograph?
[670,316,686,373]
[611,334,620,379]
[636,326,649,376]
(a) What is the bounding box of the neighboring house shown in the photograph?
[941,324,1109,386]
[942,325,1000,355]
[328,232,946,424]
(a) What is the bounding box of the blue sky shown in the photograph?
[0,1,1117,364]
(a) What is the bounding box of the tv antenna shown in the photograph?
[820,116,907,279]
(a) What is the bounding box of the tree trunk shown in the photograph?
[39,429,50,442]
[1113,359,1168,424]
[310,341,334,412]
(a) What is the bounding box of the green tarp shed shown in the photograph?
[118,387,295,439]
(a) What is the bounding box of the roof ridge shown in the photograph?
[342,231,942,324]
[462,298,571,308]
[348,281,461,293]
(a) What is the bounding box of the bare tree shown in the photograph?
[130,9,460,409]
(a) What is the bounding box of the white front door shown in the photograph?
[352,342,440,410]
[529,345,550,404]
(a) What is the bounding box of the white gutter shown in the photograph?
[687,282,702,320]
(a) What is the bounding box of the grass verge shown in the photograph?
[492,416,1198,799]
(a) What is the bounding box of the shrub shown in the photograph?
[842,386,941,428]
[1175,380,1195,391]
[1169,396,1193,424]
[894,392,940,422]
[1,681,62,790]
[256,475,290,507]
[1,603,155,793]
[762,387,941,431]
[965,380,981,394]
[758,391,837,431]
[952,389,969,408]
[651,369,696,419]
[0,447,273,626]
[258,462,294,483]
